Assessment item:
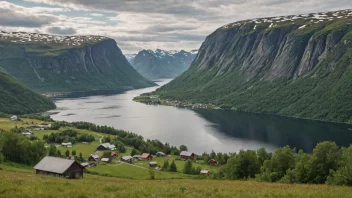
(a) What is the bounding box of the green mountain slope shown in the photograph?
[0,31,155,93]
[153,9,352,123]
[0,72,55,114]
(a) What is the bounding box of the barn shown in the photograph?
[34,156,84,179]
[141,153,153,160]
[180,151,195,160]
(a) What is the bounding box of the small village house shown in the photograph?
[80,162,89,167]
[62,142,72,148]
[34,156,84,179]
[88,154,100,161]
[10,115,18,121]
[121,155,134,163]
[149,161,158,167]
[200,169,211,175]
[100,158,110,163]
[111,152,117,157]
[141,153,153,160]
[208,159,218,165]
[156,151,166,157]
[96,143,116,151]
[180,151,195,160]
[133,155,142,160]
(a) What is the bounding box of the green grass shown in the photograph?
[0,169,351,198]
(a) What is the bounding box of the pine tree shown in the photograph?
[48,145,57,156]
[170,160,177,172]
[57,150,62,157]
[183,160,193,174]
[72,150,76,156]
[163,159,169,171]
[65,150,70,157]
[79,152,83,162]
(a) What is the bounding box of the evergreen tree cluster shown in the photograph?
[43,129,94,144]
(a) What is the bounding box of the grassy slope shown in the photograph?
[0,72,55,114]
[0,118,216,180]
[0,169,351,198]
[155,18,352,123]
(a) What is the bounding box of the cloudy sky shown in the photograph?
[1,0,351,53]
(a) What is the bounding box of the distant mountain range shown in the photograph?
[126,49,197,79]
[0,31,155,93]
[153,9,352,123]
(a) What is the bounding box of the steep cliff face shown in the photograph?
[129,49,197,79]
[157,9,352,123]
[0,32,155,92]
[0,72,55,114]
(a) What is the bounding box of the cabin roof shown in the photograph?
[180,151,194,156]
[122,155,133,160]
[34,156,80,174]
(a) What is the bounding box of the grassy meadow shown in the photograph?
[0,168,351,198]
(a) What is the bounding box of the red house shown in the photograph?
[111,152,117,157]
[208,159,218,165]
[180,151,195,160]
[141,153,153,160]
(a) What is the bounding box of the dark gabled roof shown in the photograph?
[34,156,83,174]
[180,151,194,156]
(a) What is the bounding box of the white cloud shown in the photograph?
[4,0,352,53]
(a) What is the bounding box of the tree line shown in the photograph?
[43,129,95,144]
[209,142,352,186]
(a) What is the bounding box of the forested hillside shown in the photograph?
[154,9,352,123]
[0,72,55,114]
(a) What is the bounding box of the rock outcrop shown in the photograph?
[155,9,352,123]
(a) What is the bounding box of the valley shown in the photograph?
[0,3,352,197]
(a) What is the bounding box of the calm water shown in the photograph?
[48,79,352,153]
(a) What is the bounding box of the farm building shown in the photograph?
[80,162,89,167]
[200,169,211,175]
[133,155,142,160]
[121,155,134,163]
[208,159,218,165]
[141,153,153,160]
[149,161,158,167]
[111,152,117,157]
[156,152,166,157]
[180,151,195,160]
[10,115,18,121]
[34,156,84,179]
[100,158,110,163]
[96,143,116,151]
[62,142,72,148]
[88,154,100,161]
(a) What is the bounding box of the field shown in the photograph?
[1,118,352,197]
[0,167,351,198]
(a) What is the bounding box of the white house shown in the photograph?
[62,142,72,147]
[10,115,18,121]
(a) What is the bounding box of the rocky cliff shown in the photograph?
[0,31,155,92]
[155,9,352,123]
[129,49,197,79]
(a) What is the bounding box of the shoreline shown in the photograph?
[133,97,352,126]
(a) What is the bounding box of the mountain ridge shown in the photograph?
[0,31,156,93]
[150,9,352,123]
